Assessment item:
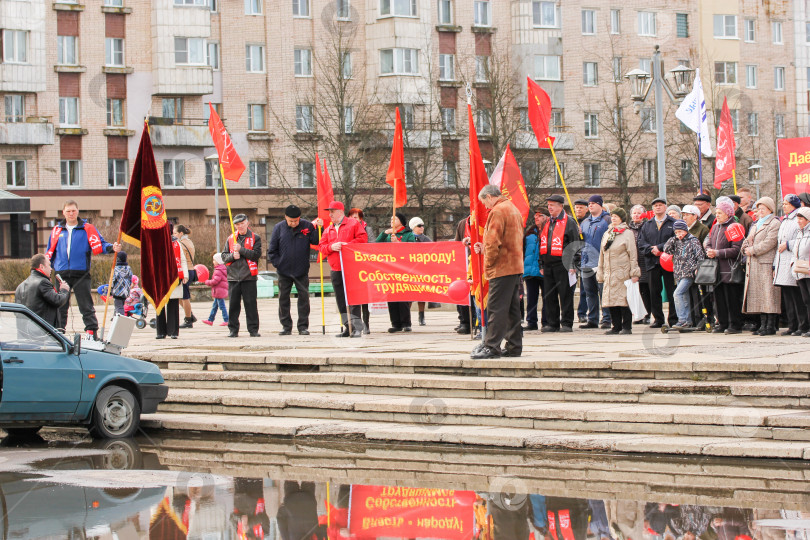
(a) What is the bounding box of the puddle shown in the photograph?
[0,433,808,539]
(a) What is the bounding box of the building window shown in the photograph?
[59,97,79,126]
[438,0,452,25]
[174,0,207,5]
[533,1,557,27]
[772,21,783,44]
[680,159,693,183]
[205,159,222,187]
[105,0,124,6]
[637,12,656,36]
[730,109,739,132]
[108,159,127,188]
[336,0,350,19]
[534,55,561,80]
[807,22,810,44]
[298,162,315,187]
[249,161,268,187]
[292,0,309,16]
[554,162,565,187]
[643,158,657,183]
[641,108,655,132]
[520,160,538,185]
[584,112,598,138]
[611,57,622,82]
[342,161,356,187]
[4,95,24,123]
[519,109,531,131]
[581,10,595,34]
[57,35,77,65]
[610,9,620,34]
[583,62,598,86]
[61,160,81,187]
[473,0,490,26]
[551,109,563,132]
[343,106,353,134]
[476,109,491,135]
[612,107,623,128]
[441,107,455,133]
[714,61,737,84]
[747,112,758,136]
[585,163,600,187]
[381,0,417,17]
[745,65,757,88]
[162,97,182,121]
[341,52,352,79]
[296,105,313,132]
[380,48,418,75]
[639,57,651,74]
[713,15,737,38]
[203,102,220,124]
[174,37,205,65]
[163,160,185,187]
[105,38,124,67]
[294,48,312,76]
[207,42,219,70]
[439,54,455,81]
[2,30,28,63]
[676,13,689,38]
[775,114,785,138]
[443,161,457,187]
[748,159,760,183]
[5,160,25,188]
[774,66,785,90]
[246,45,265,72]
[247,104,265,131]
[107,98,124,127]
[244,0,261,15]
[404,161,415,187]
[745,19,756,42]
[475,56,489,82]
[401,104,414,129]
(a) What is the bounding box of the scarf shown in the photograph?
[603,225,626,251]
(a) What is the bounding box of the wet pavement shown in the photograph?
[0,430,808,539]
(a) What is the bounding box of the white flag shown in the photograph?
[488,150,506,187]
[675,68,713,157]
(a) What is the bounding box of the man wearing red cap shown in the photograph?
[317,201,368,337]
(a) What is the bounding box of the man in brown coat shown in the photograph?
[471,184,524,359]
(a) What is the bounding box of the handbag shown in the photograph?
[695,258,719,286]
[729,253,745,284]
[794,259,810,275]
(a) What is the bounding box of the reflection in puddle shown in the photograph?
[0,434,808,539]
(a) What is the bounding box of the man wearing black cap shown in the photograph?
[729,195,753,234]
[268,205,320,335]
[221,213,263,337]
[539,194,581,332]
[693,194,715,229]
[573,198,589,322]
[637,197,677,328]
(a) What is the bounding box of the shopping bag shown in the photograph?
[625,279,647,321]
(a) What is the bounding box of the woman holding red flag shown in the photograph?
[377,212,416,332]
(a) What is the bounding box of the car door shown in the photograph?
[0,308,83,417]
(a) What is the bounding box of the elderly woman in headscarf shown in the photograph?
[704,197,745,334]
[773,194,807,336]
[596,207,641,334]
[666,205,682,221]
[792,207,810,337]
[742,196,782,335]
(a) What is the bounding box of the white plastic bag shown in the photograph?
[625,279,647,321]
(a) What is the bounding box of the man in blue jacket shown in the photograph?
[579,195,611,329]
[46,200,120,336]
[268,205,320,335]
[637,197,677,328]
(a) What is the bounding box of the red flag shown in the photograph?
[386,107,407,208]
[315,153,334,226]
[120,123,178,315]
[714,96,736,188]
[489,145,530,226]
[208,103,245,181]
[527,77,555,149]
[468,104,489,312]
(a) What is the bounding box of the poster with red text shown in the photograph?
[777,137,810,196]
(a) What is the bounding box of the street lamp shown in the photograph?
[625,45,695,200]
[748,163,762,200]
[205,153,222,253]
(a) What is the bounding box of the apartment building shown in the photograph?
[0,0,798,257]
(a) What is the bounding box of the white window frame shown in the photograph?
[745,65,757,88]
[59,97,79,127]
[583,62,598,86]
[610,9,620,34]
[713,15,738,39]
[6,160,26,188]
[379,48,418,75]
[205,159,222,188]
[336,0,350,19]
[4,95,24,123]
[207,41,219,70]
[476,109,491,135]
[292,0,309,17]
[748,112,758,136]
[106,98,124,127]
[772,21,783,44]
[680,159,693,183]
[643,158,657,183]
[174,37,205,65]
[341,51,352,79]
[296,105,314,133]
[57,35,77,65]
[438,0,452,25]
[475,55,488,82]
[533,1,558,28]
[104,0,124,6]
[294,48,312,77]
[61,160,82,188]
[108,159,128,188]
[441,107,455,133]
[584,112,598,138]
[443,160,457,187]
[249,161,268,187]
[775,114,785,138]
[611,57,622,82]
[774,66,785,91]
[247,104,265,131]
[641,107,656,132]
[244,0,261,15]
[637,12,656,37]
[534,55,561,81]
[551,109,563,132]
[745,19,756,42]
[676,13,689,38]
[2,30,28,64]
[439,54,455,81]
[585,163,601,187]
[105,37,124,67]
[473,0,491,27]
[380,0,417,17]
[245,44,265,72]
[174,0,208,5]
[581,10,596,35]
[714,61,737,85]
[401,105,414,129]
[298,162,315,188]
[163,159,185,187]
[343,106,353,134]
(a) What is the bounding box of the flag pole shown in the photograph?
[546,137,583,241]
[319,225,325,335]
[99,230,122,341]
[697,134,704,194]
[732,169,738,195]
[219,164,236,238]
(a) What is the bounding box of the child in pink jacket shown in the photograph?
[202,253,229,326]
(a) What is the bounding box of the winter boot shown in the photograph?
[179,317,194,329]
[761,314,777,336]
[418,311,426,326]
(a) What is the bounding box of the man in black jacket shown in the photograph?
[638,197,677,327]
[268,205,320,336]
[540,195,581,332]
[15,253,70,328]
[221,214,263,337]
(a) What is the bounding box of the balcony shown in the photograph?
[512,131,574,151]
[148,117,212,147]
[0,120,55,146]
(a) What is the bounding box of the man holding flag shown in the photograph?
[222,214,262,338]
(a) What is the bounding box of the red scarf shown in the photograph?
[548,510,576,540]
[173,239,184,279]
[227,230,258,276]
[390,225,405,243]
[540,213,567,257]
[46,222,104,260]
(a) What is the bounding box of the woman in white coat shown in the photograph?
[773,194,806,335]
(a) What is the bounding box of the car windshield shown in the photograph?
[0,311,64,352]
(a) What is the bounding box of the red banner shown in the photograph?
[341,242,468,305]
[777,137,810,196]
[349,485,475,540]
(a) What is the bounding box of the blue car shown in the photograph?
[0,303,168,438]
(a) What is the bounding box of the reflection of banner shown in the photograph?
[777,137,810,195]
[349,485,475,540]
[342,242,468,305]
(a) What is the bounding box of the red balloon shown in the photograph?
[660,252,674,272]
[725,222,746,242]
[447,279,470,303]
[194,264,210,282]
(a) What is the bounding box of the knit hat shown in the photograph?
[588,194,604,206]
[797,207,810,221]
[395,212,408,229]
[116,251,128,264]
[409,217,424,229]
[213,253,224,266]
[785,194,802,210]
[285,204,302,218]
[798,192,810,206]
[755,196,776,214]
[682,204,700,216]
[667,205,682,218]
[715,196,734,217]
[673,219,688,231]
[611,207,627,223]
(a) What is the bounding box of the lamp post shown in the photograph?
[205,153,221,253]
[748,163,762,200]
[625,46,694,201]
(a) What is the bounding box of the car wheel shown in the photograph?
[3,426,42,438]
[90,385,140,439]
